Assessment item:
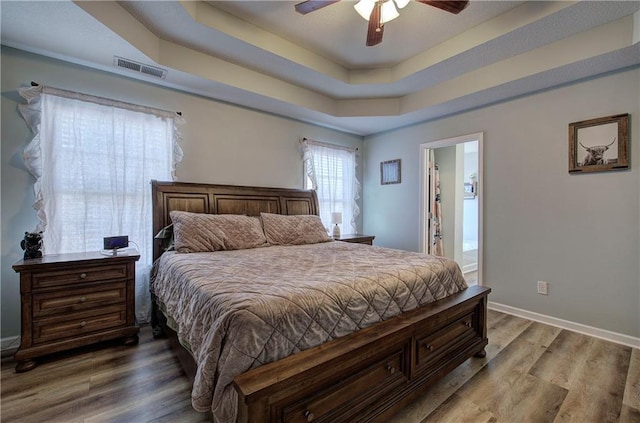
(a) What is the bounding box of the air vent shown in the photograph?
[113,56,167,79]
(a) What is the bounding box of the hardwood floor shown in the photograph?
[2,311,638,422]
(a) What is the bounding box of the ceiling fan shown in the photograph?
[295,0,470,46]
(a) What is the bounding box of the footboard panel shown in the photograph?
[234,285,490,423]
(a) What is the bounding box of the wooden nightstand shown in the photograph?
[12,251,140,372]
[335,234,375,245]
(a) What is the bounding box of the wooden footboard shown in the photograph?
[233,285,490,423]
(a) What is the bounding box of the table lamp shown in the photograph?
[331,212,342,238]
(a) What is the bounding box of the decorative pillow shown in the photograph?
[170,211,268,253]
[261,213,332,246]
[212,214,268,250]
[170,211,226,253]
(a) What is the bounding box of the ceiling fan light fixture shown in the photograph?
[297,0,469,47]
[355,0,399,23]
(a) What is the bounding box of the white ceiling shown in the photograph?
[207,1,525,69]
[1,1,639,136]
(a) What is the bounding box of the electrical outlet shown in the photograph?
[537,280,548,295]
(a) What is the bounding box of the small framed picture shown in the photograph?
[381,159,401,185]
[569,113,629,173]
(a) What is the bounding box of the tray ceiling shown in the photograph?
[1,1,639,135]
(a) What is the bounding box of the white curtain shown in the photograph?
[18,85,183,323]
[301,138,360,233]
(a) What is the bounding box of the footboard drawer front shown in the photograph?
[280,349,408,423]
[414,310,479,377]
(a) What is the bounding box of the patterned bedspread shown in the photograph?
[151,241,468,423]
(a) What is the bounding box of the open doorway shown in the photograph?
[419,133,483,286]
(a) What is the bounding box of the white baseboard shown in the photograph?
[488,301,640,349]
[1,336,20,358]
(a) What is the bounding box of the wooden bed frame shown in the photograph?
[151,180,490,423]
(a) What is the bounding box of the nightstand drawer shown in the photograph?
[33,282,126,318]
[33,305,127,344]
[32,264,128,289]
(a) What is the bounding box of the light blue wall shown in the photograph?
[363,68,640,338]
[0,47,363,340]
[3,46,638,342]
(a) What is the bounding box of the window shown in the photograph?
[19,85,182,323]
[301,139,360,233]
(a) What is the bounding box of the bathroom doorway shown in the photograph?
[419,133,483,286]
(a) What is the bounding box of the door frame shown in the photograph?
[419,132,484,286]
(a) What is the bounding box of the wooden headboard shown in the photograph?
[151,180,320,260]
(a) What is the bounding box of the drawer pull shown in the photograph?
[79,296,87,303]
[465,322,472,328]
[425,344,434,352]
[304,410,314,422]
[79,321,87,327]
[79,273,87,279]
[386,364,396,374]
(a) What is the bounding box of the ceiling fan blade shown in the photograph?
[295,0,340,15]
[366,1,384,46]
[416,0,470,14]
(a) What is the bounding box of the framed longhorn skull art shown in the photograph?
[569,113,629,173]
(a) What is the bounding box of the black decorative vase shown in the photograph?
[20,231,43,260]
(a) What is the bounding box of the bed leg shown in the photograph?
[474,348,487,358]
[151,296,166,339]
[152,326,166,338]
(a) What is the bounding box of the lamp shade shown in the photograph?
[354,0,375,20]
[380,0,399,22]
[331,212,342,225]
